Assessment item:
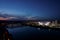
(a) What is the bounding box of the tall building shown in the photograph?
[55,20,58,26]
[50,21,55,27]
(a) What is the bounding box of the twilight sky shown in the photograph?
[0,0,60,19]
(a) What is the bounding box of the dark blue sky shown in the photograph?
[0,0,60,19]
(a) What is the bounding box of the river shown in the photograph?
[7,26,60,40]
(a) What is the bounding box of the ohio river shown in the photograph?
[7,26,60,40]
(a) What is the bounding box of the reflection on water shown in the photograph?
[7,26,60,40]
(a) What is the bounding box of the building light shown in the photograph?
[38,22,43,25]
[45,22,50,26]
[8,38,10,40]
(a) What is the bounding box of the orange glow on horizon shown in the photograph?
[0,17,9,20]
[0,17,17,20]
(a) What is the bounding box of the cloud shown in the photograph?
[0,17,17,20]
[0,17,9,20]
[0,12,18,20]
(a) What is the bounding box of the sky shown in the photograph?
[0,0,60,19]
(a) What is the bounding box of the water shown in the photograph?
[7,26,60,40]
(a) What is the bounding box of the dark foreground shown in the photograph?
[7,26,60,40]
[0,20,60,40]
